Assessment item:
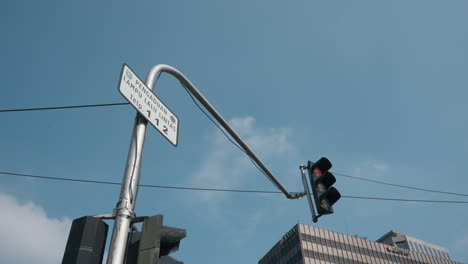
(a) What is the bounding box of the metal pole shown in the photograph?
[106,114,147,264]
[107,68,162,263]
[107,63,305,263]
[145,64,304,200]
[300,165,318,223]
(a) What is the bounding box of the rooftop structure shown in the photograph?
[259,223,460,264]
[377,230,452,260]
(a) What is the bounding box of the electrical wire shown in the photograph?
[342,195,468,204]
[177,80,468,197]
[2,171,468,204]
[0,102,130,113]
[2,100,468,197]
[0,72,159,114]
[179,81,246,154]
[0,171,277,193]
[0,82,279,190]
[178,81,280,189]
[333,172,468,197]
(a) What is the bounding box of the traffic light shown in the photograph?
[62,216,108,264]
[126,215,186,264]
[307,157,341,215]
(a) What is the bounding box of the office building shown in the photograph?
[258,223,461,264]
[377,230,452,261]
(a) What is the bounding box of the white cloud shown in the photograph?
[0,192,71,264]
[351,160,391,178]
[371,162,389,172]
[189,116,294,202]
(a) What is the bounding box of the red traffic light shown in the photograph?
[309,157,332,174]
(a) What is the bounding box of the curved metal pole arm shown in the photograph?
[145,64,303,199]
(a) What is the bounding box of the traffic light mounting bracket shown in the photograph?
[300,163,333,223]
[300,165,319,223]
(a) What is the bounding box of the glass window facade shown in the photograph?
[259,224,462,264]
[397,241,409,250]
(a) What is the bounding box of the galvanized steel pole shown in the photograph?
[145,64,304,200]
[106,69,162,264]
[107,64,305,264]
[106,117,147,264]
[300,165,318,223]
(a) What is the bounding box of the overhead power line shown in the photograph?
[2,171,468,204]
[333,172,468,197]
[0,102,130,113]
[343,195,468,204]
[2,100,468,199]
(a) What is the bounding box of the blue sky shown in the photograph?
[1,0,468,263]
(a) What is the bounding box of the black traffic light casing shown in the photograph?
[126,229,142,264]
[307,157,341,215]
[62,216,108,264]
[137,215,163,264]
[125,215,186,264]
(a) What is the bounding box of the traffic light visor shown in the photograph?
[323,187,341,206]
[319,172,336,189]
[309,157,332,176]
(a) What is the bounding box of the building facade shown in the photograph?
[258,224,461,264]
[377,230,452,261]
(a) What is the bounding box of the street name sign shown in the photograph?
[119,64,179,146]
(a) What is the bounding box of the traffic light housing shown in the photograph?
[62,216,108,264]
[125,215,186,264]
[307,157,341,215]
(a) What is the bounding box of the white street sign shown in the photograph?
[119,64,179,146]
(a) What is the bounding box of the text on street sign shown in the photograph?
[118,64,179,146]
